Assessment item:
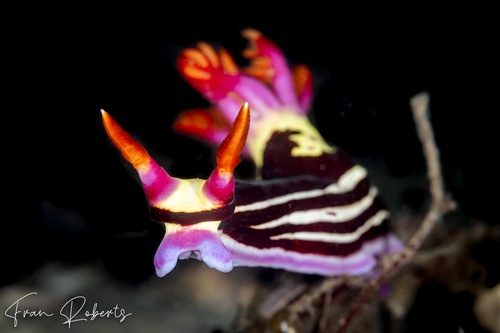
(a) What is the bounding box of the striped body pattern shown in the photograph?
[222,170,401,275]
[102,29,403,277]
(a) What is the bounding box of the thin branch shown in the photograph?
[333,92,455,333]
[318,286,333,333]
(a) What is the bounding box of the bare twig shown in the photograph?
[318,287,334,333]
[280,92,455,333]
[287,275,366,316]
[332,92,456,333]
[257,278,309,320]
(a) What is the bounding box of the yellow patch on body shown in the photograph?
[247,111,335,168]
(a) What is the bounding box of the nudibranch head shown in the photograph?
[101,103,250,276]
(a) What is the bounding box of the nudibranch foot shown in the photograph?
[154,222,233,277]
[221,232,403,276]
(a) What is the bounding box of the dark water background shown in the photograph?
[4,6,498,333]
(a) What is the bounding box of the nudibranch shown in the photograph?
[102,29,403,277]
[173,29,403,276]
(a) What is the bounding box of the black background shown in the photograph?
[5,6,497,287]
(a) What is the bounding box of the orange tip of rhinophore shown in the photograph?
[100,109,150,169]
[216,102,250,175]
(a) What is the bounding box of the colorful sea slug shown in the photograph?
[101,29,403,278]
